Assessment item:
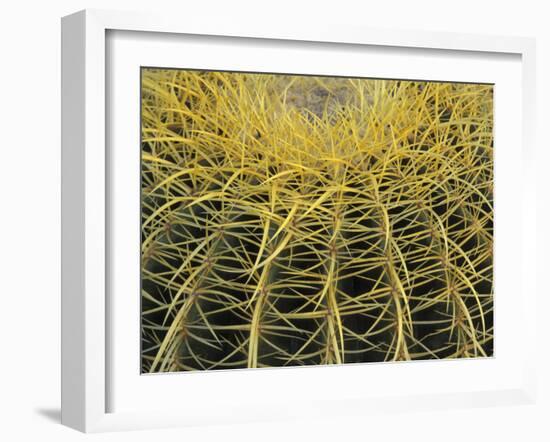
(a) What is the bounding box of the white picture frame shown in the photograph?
[61,9,537,433]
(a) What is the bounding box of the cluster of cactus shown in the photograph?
[140,68,493,373]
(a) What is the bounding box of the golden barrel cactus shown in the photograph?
[140,69,493,373]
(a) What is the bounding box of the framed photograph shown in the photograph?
[61,9,537,433]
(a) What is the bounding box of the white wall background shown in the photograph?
[0,1,547,440]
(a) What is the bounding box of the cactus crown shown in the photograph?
[141,69,493,373]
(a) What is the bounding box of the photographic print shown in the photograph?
[140,68,493,374]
